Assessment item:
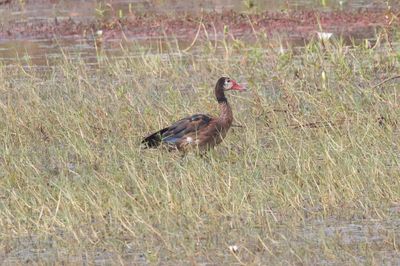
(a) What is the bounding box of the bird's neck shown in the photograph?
[215,87,233,127]
[218,100,233,127]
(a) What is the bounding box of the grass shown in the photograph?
[0,34,399,264]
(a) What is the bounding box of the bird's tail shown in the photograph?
[141,127,169,148]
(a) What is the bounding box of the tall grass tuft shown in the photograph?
[0,35,399,264]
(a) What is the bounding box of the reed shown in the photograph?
[0,34,399,264]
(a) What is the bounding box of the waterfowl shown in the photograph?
[142,77,245,151]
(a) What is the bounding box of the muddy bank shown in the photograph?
[1,9,398,42]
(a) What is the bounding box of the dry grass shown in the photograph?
[0,35,399,264]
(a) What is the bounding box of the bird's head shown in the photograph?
[215,77,246,103]
[219,77,246,92]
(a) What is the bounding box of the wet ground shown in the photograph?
[0,0,399,65]
[1,1,400,264]
[2,215,400,264]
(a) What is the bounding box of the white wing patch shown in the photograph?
[186,137,200,145]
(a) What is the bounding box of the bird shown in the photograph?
[142,77,246,151]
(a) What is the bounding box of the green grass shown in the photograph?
[0,35,399,264]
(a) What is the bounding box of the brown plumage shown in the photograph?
[142,77,245,151]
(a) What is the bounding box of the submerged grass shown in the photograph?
[0,35,399,264]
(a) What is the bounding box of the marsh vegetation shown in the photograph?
[1,30,399,263]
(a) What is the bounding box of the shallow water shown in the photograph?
[0,0,396,66]
[2,216,399,264]
[0,1,399,264]
[0,0,392,20]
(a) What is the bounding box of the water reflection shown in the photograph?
[0,0,392,22]
[0,0,396,66]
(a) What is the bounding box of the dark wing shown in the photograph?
[141,127,170,148]
[142,114,213,148]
